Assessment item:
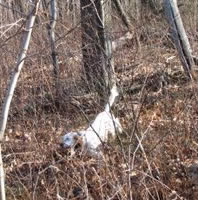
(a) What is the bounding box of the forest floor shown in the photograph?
[2,24,198,199]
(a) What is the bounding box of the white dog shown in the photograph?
[61,114,122,155]
[61,85,123,156]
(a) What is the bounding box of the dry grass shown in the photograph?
[1,2,198,199]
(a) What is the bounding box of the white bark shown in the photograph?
[163,0,195,79]
[0,1,41,199]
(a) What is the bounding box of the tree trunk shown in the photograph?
[80,0,114,100]
[113,0,132,30]
[0,1,40,199]
[163,0,195,80]
[47,0,60,96]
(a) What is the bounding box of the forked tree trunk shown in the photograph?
[80,0,114,100]
[163,0,195,80]
[0,1,40,199]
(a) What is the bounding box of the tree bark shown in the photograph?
[113,0,132,30]
[80,0,114,99]
[163,0,195,80]
[47,0,60,96]
[0,1,40,199]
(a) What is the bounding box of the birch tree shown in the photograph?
[0,1,41,199]
[163,0,196,80]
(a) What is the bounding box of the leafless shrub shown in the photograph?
[1,1,198,199]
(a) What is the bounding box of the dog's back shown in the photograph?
[87,111,122,143]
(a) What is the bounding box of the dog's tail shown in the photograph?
[105,84,119,112]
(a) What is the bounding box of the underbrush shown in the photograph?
[1,2,198,198]
[2,43,198,199]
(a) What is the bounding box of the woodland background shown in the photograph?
[1,0,198,199]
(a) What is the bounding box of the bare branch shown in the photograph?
[0,1,41,199]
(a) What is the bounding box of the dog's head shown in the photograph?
[61,132,82,148]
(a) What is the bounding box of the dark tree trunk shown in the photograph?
[48,0,60,96]
[80,0,114,99]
